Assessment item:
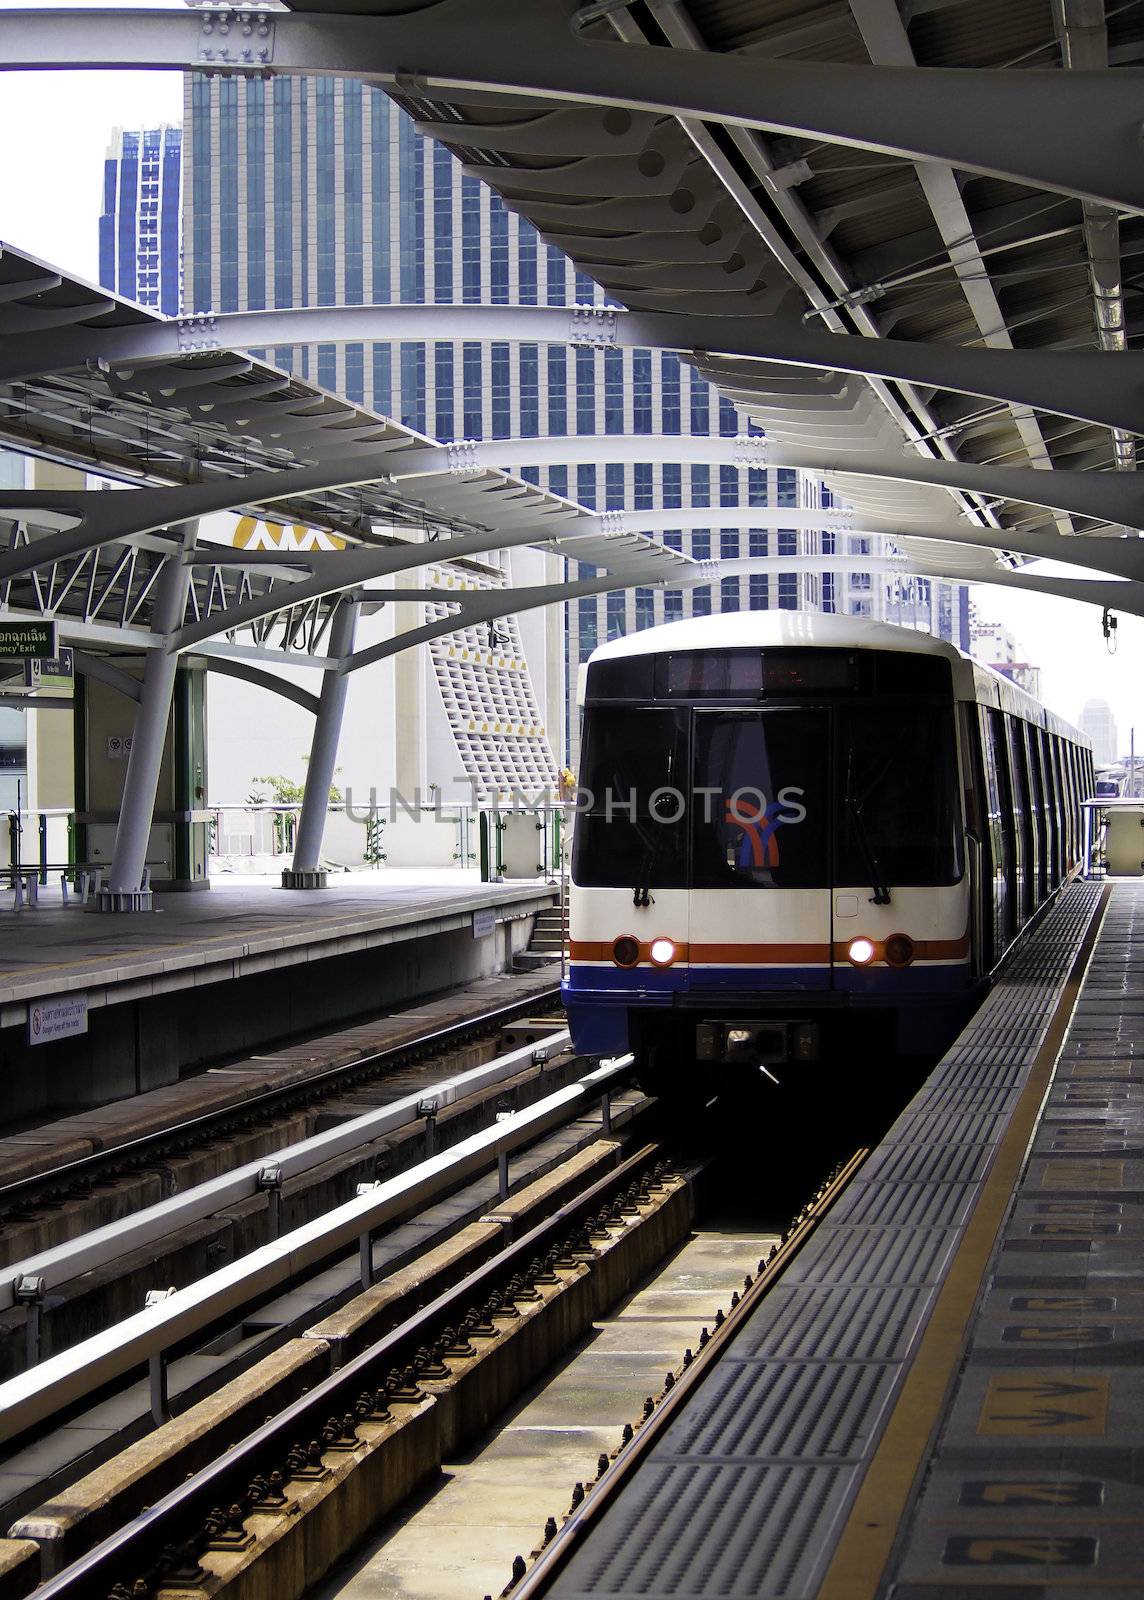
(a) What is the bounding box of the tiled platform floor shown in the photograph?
[541,880,1142,1599]
[0,871,556,1015]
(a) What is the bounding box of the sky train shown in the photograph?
[562,614,1093,1088]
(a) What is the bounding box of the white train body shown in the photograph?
[562,614,1091,1079]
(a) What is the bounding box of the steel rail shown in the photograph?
[0,985,560,1214]
[19,1131,666,1600]
[0,1027,571,1314]
[513,1145,870,1597]
[0,1057,634,1446]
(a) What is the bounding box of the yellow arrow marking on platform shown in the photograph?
[978,1374,1108,1434]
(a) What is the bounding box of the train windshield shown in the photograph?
[692,710,830,888]
[572,708,689,888]
[835,707,963,887]
[572,702,962,891]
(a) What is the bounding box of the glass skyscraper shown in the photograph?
[172,77,968,764]
[99,126,182,316]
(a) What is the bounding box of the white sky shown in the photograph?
[0,8,1141,748]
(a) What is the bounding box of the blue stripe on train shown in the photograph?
[562,961,973,999]
[562,960,976,1056]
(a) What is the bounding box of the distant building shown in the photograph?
[180,74,971,772]
[970,616,1042,700]
[1079,698,1119,766]
[99,126,182,315]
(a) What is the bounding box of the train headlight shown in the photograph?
[612,935,641,968]
[847,936,877,967]
[883,933,915,968]
[649,937,677,967]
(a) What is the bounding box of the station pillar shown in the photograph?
[282,593,360,890]
[98,526,199,911]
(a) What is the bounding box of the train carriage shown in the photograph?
[562,614,1091,1089]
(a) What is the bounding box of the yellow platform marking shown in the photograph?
[1011,1296,1115,1312]
[1002,1324,1112,1344]
[962,1480,1104,1508]
[816,885,1112,1600]
[944,1535,1096,1566]
[977,1374,1108,1435]
[1052,1125,1126,1142]
[1042,1159,1125,1189]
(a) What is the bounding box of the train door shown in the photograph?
[982,708,1016,952]
[688,708,833,992]
[965,705,995,975]
[1040,729,1062,888]
[1025,725,1048,905]
[1007,718,1033,925]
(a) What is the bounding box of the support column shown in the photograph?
[282,593,360,890]
[99,525,196,912]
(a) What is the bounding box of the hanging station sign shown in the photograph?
[25,647,74,690]
[0,620,57,660]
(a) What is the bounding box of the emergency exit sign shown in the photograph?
[0,620,57,659]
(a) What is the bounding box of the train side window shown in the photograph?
[1068,743,1081,863]
[1067,740,1081,867]
[1062,740,1078,867]
[966,706,995,974]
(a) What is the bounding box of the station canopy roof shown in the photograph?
[3,0,1144,634]
[0,238,698,668]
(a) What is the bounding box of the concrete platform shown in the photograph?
[540,879,1144,1599]
[0,873,558,1125]
[313,1221,777,1600]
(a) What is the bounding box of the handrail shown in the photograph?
[0,985,560,1213]
[17,1118,655,1600]
[0,1057,631,1445]
[0,1030,570,1312]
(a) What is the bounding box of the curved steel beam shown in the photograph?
[169,519,693,655]
[7,470,1144,604]
[341,566,707,675]
[8,301,1144,438]
[5,4,1144,211]
[541,505,1144,582]
[72,650,141,703]
[0,448,586,581]
[0,471,387,581]
[398,432,1144,535]
[900,557,1144,620]
[199,655,321,715]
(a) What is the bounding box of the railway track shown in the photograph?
[0,1106,872,1600]
[0,1048,652,1532]
[512,1147,869,1598]
[0,982,562,1238]
[2,1113,676,1600]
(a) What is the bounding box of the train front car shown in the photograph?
[563,615,977,1095]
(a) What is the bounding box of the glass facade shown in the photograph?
[178,74,971,763]
[99,124,182,315]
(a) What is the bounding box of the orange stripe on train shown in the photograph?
[568,935,970,965]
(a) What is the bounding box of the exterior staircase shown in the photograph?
[513,897,568,971]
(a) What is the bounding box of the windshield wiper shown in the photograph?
[845,748,892,906]
[632,830,656,908]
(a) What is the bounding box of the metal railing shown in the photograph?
[0,987,561,1218]
[2,1029,570,1329]
[0,1056,633,1445]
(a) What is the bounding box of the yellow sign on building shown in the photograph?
[232,517,345,552]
